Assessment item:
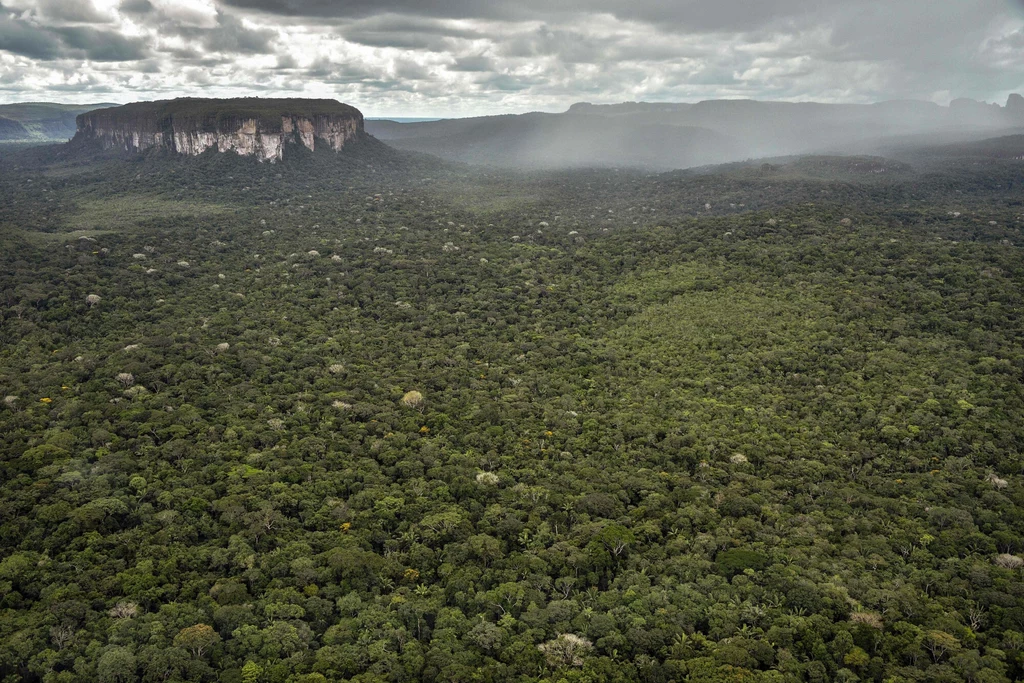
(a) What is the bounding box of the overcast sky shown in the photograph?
[0,0,1022,117]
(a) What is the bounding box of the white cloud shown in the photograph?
[150,0,219,29]
[0,0,1020,115]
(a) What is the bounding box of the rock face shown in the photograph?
[1007,93,1024,117]
[74,97,364,162]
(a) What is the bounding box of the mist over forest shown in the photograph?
[365,96,1024,170]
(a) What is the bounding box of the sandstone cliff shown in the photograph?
[74,98,364,162]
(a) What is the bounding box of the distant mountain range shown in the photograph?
[0,102,118,142]
[366,95,1024,170]
[6,95,1024,170]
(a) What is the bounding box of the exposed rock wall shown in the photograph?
[74,98,363,162]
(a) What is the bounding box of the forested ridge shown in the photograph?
[1,143,1024,683]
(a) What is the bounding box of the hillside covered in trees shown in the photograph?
[1,140,1023,683]
[0,104,117,143]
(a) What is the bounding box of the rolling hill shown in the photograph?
[0,102,118,142]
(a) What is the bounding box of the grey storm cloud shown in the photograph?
[15,0,113,23]
[217,0,513,20]
[55,26,150,61]
[339,15,487,50]
[0,0,1020,116]
[215,0,811,28]
[119,0,155,14]
[450,54,495,73]
[0,15,149,61]
[216,0,988,34]
[0,16,62,60]
[175,13,278,55]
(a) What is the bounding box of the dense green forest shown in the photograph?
[1,140,1024,683]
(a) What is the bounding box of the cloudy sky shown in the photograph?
[0,0,1022,117]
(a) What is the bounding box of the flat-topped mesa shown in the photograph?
[74,97,364,162]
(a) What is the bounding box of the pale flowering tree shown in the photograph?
[476,471,500,486]
[538,633,593,668]
[108,602,138,619]
[986,472,1009,489]
[115,373,135,388]
[995,554,1024,570]
[850,612,884,629]
[401,390,424,410]
[123,385,148,399]
[86,294,102,307]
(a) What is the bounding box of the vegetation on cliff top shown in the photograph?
[77,98,364,134]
